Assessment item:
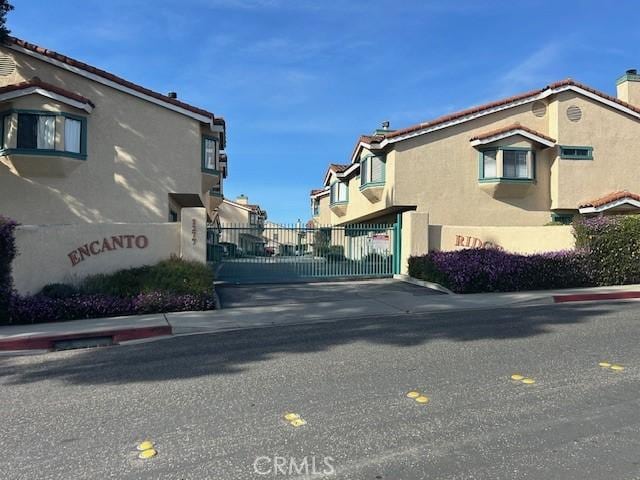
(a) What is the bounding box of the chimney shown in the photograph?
[374,121,395,135]
[616,69,640,106]
[167,91,178,99]
[236,194,248,205]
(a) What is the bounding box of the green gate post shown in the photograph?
[393,213,402,275]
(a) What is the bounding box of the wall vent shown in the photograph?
[0,55,15,76]
[566,105,582,122]
[531,101,547,117]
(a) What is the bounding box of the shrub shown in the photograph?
[573,215,640,286]
[0,216,18,323]
[408,248,594,294]
[40,283,79,299]
[324,245,346,262]
[79,258,214,297]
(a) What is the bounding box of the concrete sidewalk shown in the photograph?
[2,279,640,353]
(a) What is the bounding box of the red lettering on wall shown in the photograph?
[67,234,150,266]
[453,234,502,251]
[135,235,149,249]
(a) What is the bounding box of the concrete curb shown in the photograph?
[554,291,640,303]
[0,325,172,352]
[393,274,454,295]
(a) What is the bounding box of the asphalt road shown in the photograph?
[1,302,640,479]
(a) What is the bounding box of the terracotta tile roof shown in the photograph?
[579,190,640,208]
[329,163,350,173]
[7,37,217,121]
[350,78,640,160]
[469,123,556,143]
[310,188,327,196]
[0,79,95,107]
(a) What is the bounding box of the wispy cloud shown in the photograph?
[496,42,567,93]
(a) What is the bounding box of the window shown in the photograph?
[560,146,593,160]
[313,199,320,216]
[64,117,82,153]
[202,137,217,171]
[551,213,573,224]
[2,114,10,149]
[169,210,178,222]
[503,150,529,178]
[330,181,348,204]
[249,213,257,224]
[17,113,55,149]
[481,150,497,178]
[361,155,385,186]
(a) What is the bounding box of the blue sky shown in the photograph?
[9,1,640,223]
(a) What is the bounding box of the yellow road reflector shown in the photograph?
[138,448,157,459]
[510,374,525,381]
[598,362,611,368]
[415,396,430,404]
[610,364,624,371]
[137,440,154,451]
[521,378,535,384]
[290,418,307,427]
[284,413,300,421]
[406,391,420,399]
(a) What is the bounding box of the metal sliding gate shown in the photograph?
[207,222,400,284]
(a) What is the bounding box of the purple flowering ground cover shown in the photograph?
[8,292,216,325]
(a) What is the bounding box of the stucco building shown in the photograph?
[215,195,267,255]
[310,72,640,227]
[0,37,227,225]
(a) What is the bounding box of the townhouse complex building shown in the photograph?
[0,37,227,226]
[310,71,640,228]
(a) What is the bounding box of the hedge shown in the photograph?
[574,215,640,286]
[408,248,594,294]
[0,216,18,323]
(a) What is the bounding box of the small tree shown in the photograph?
[0,1,13,41]
[0,216,18,323]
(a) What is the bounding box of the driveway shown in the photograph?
[216,278,444,309]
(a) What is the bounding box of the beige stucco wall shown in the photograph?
[0,46,222,225]
[312,194,331,225]
[550,91,640,209]
[12,222,181,294]
[429,225,575,254]
[393,102,553,226]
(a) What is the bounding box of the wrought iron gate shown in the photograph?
[207,222,400,284]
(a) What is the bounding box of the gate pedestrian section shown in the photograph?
[207,222,400,283]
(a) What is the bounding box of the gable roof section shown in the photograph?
[579,190,640,213]
[350,78,640,162]
[0,79,95,112]
[323,162,360,186]
[469,123,556,148]
[310,187,329,198]
[5,37,223,127]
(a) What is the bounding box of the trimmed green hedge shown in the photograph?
[0,216,18,323]
[574,215,640,286]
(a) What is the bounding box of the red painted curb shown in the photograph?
[553,291,640,303]
[0,325,172,351]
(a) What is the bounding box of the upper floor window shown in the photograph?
[330,181,348,204]
[480,148,534,180]
[202,136,218,172]
[249,213,257,224]
[481,150,497,178]
[361,155,385,186]
[503,150,528,178]
[312,199,320,216]
[64,118,82,154]
[560,146,593,160]
[17,113,55,149]
[1,110,87,159]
